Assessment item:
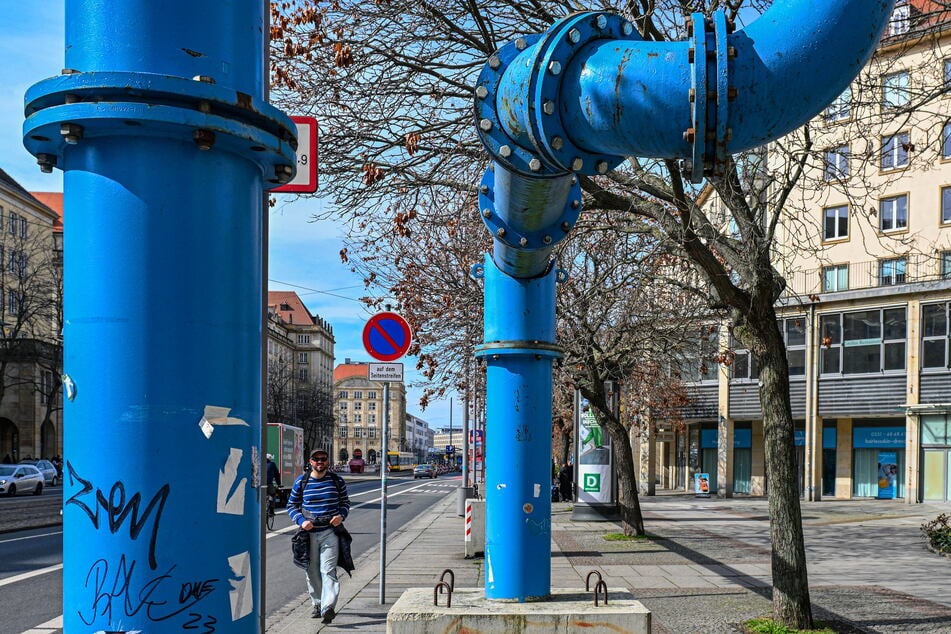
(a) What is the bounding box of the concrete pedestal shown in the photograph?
[388,587,650,633]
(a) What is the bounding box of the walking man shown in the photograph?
[287,448,351,624]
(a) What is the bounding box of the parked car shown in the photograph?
[0,464,44,496]
[413,463,437,479]
[20,459,58,486]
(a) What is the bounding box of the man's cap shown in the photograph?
[310,449,329,458]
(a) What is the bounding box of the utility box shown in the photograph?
[464,498,485,558]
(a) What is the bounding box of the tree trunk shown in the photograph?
[607,418,646,536]
[758,321,813,629]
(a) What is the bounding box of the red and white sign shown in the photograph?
[362,312,412,362]
[274,116,318,193]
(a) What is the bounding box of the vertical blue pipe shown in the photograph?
[477,255,560,600]
[22,1,295,631]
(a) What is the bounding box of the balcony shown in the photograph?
[782,253,949,298]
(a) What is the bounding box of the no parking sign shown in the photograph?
[362,312,412,362]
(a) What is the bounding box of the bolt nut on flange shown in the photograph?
[60,123,83,145]
[36,153,56,173]
[475,85,488,99]
[482,208,492,218]
[274,164,294,184]
[479,118,493,132]
[193,129,216,150]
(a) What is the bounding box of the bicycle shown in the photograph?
[265,491,277,531]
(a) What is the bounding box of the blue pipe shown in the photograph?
[474,255,562,600]
[473,0,894,602]
[478,1,894,182]
[22,1,295,631]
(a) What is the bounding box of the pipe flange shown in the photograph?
[23,72,297,186]
[688,13,708,184]
[528,12,633,176]
[474,34,555,177]
[478,169,582,250]
[474,341,563,359]
[688,11,732,181]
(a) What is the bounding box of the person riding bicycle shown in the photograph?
[266,453,281,501]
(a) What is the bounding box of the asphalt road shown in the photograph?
[0,472,460,633]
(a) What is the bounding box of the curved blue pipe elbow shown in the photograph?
[479,0,894,182]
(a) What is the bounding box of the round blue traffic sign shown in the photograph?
[362,312,413,362]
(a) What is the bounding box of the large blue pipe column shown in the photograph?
[22,2,296,631]
[474,0,893,601]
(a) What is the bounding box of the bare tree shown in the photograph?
[270,0,946,626]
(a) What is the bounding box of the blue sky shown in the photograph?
[0,3,455,429]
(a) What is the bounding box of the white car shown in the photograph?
[0,463,45,496]
[20,459,59,486]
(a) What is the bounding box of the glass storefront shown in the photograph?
[733,426,752,494]
[922,414,951,502]
[852,425,905,498]
[700,427,718,492]
[822,425,837,497]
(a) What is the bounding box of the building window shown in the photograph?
[879,257,907,286]
[297,334,310,344]
[340,413,347,423]
[882,71,910,108]
[368,413,376,424]
[298,352,309,363]
[338,390,348,399]
[823,205,848,240]
[822,265,849,292]
[7,290,18,314]
[338,425,348,438]
[353,391,363,399]
[354,402,362,410]
[41,370,53,405]
[367,391,377,399]
[823,146,849,180]
[823,87,851,122]
[879,194,908,232]
[943,122,951,158]
[943,187,951,224]
[922,303,950,369]
[368,426,377,438]
[945,59,951,87]
[784,318,807,376]
[368,401,376,411]
[8,213,15,235]
[889,2,910,36]
[881,132,910,170]
[298,367,308,381]
[820,308,906,375]
[339,401,348,410]
[20,217,27,238]
[942,252,951,279]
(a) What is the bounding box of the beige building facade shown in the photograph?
[0,172,62,463]
[333,360,407,464]
[654,2,951,504]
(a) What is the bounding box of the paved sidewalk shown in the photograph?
[268,492,951,633]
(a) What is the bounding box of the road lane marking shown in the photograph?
[0,563,62,588]
[0,530,62,544]
[20,614,62,633]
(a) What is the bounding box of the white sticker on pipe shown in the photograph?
[228,550,253,621]
[533,483,541,498]
[198,405,248,439]
[217,448,247,515]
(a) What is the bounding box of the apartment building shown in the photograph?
[0,172,62,462]
[266,291,335,452]
[333,359,407,464]
[654,1,951,504]
[405,412,435,463]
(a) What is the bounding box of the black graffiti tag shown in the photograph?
[79,555,216,625]
[65,460,170,570]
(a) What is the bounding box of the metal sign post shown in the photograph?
[363,312,411,605]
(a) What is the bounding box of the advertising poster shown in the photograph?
[577,408,613,504]
[877,451,898,499]
[694,473,711,496]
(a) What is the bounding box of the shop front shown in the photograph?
[852,423,905,499]
[922,414,951,502]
